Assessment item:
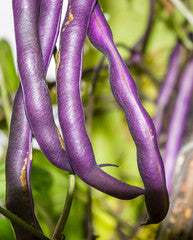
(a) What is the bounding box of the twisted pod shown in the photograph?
[6,0,72,238]
[12,0,73,173]
[57,0,144,201]
[87,3,169,224]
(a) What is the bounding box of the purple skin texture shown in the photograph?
[57,0,144,200]
[39,0,63,70]
[6,87,42,239]
[154,42,182,138]
[6,0,71,238]
[12,0,73,172]
[163,59,193,194]
[87,4,169,223]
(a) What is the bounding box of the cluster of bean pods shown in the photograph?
[154,40,193,195]
[6,0,72,238]
[164,56,193,194]
[6,0,169,238]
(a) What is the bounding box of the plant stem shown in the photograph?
[170,0,193,26]
[84,58,104,240]
[35,202,55,236]
[171,19,193,50]
[0,205,50,240]
[52,173,75,240]
[86,56,105,137]
[86,187,96,240]
[133,0,155,53]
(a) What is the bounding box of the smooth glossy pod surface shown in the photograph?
[39,0,63,70]
[57,0,144,200]
[6,0,71,238]
[87,3,169,223]
[12,0,72,172]
[6,87,42,240]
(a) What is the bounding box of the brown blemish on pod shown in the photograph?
[55,51,60,76]
[65,12,73,26]
[20,157,28,191]
[62,5,74,32]
[56,128,65,150]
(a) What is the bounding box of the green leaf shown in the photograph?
[31,165,53,194]
[0,39,19,93]
[0,218,15,240]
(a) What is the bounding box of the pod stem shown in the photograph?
[86,56,105,137]
[0,205,50,240]
[52,173,75,240]
[84,58,105,240]
[85,187,96,240]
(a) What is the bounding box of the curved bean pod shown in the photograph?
[39,0,63,71]
[6,87,42,239]
[154,42,182,137]
[6,0,71,238]
[12,0,72,172]
[87,3,169,223]
[163,58,193,194]
[57,0,144,200]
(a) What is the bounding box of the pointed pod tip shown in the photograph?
[140,215,166,226]
[140,218,152,226]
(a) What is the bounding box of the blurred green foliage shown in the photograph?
[0,40,19,128]
[0,0,191,239]
[0,40,19,94]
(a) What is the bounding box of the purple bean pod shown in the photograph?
[154,42,182,137]
[57,0,144,200]
[87,3,169,223]
[12,0,72,172]
[39,0,63,70]
[6,87,42,239]
[6,0,71,238]
[163,58,193,194]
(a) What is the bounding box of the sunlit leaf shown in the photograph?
[0,39,19,93]
[0,218,15,240]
